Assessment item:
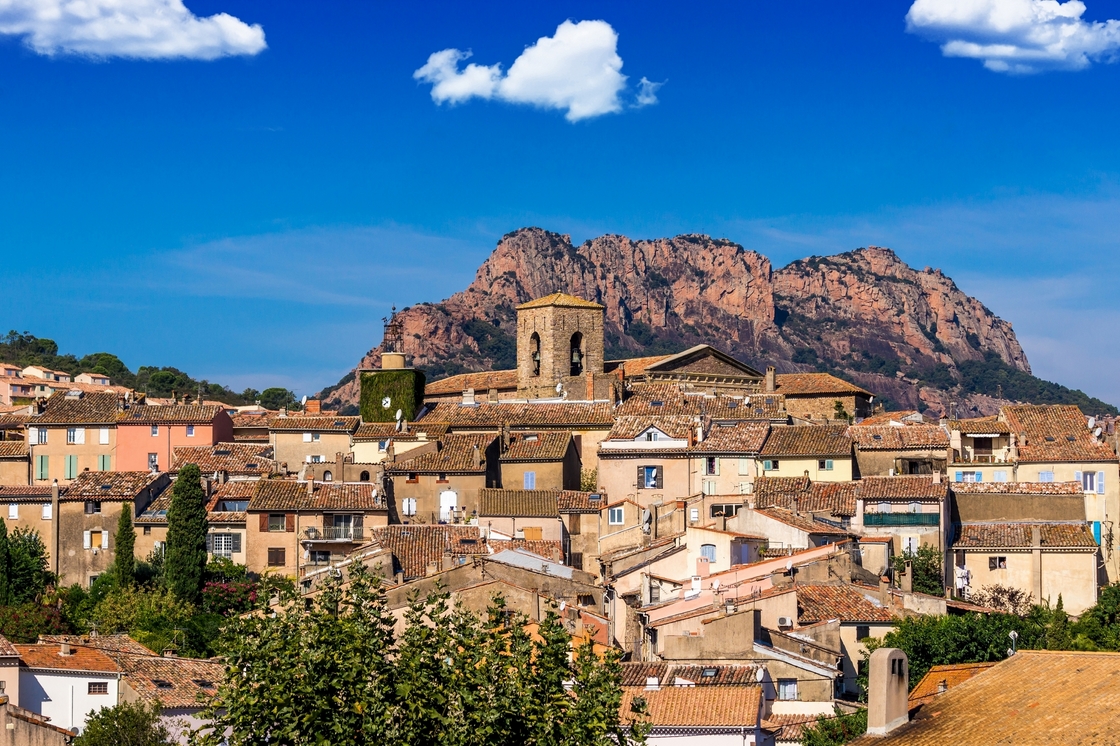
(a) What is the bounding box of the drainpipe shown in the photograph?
[51,479,60,576]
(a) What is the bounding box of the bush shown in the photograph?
[201,581,258,616]
[0,602,67,643]
[73,699,172,746]
[892,545,943,597]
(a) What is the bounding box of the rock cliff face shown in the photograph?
[324,228,1031,417]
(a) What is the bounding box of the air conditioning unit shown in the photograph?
[777,616,793,629]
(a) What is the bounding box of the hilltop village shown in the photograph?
[1,292,1119,743]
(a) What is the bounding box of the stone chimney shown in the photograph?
[472,444,481,469]
[900,560,913,594]
[59,642,71,656]
[306,479,315,497]
[867,648,909,736]
[765,366,776,393]
[462,388,476,406]
[696,557,711,578]
[879,575,891,606]
[932,470,942,484]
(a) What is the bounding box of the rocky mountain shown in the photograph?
[322,228,1116,418]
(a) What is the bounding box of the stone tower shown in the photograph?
[515,293,614,401]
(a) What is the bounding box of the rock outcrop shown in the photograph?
[323,228,1031,417]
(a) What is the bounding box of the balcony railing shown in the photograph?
[863,513,939,527]
[305,526,365,541]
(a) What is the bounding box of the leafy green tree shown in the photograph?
[92,585,197,656]
[114,502,136,586]
[0,602,67,643]
[892,545,944,596]
[1069,584,1120,650]
[73,699,172,746]
[7,527,55,604]
[800,707,868,746]
[259,387,298,411]
[164,465,209,605]
[0,518,10,606]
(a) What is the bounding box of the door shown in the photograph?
[439,491,458,522]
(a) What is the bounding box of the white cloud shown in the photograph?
[0,0,266,60]
[906,0,1120,73]
[414,19,653,122]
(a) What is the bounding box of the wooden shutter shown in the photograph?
[954,471,963,482]
[258,513,269,532]
[637,466,645,489]
[232,533,242,553]
[523,526,543,541]
[101,530,109,549]
[353,514,364,528]
[1075,471,1083,489]
[655,466,664,489]
[83,530,91,549]
[286,513,295,532]
[713,458,720,476]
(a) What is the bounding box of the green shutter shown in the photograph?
[65,455,77,480]
[36,455,49,480]
[98,455,110,471]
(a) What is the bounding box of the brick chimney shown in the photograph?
[305,399,321,414]
[765,366,776,393]
[696,556,711,578]
[867,648,909,736]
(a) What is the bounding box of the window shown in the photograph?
[856,625,870,640]
[1078,471,1105,494]
[690,508,700,522]
[41,503,51,520]
[36,428,47,444]
[6,504,17,520]
[85,500,101,515]
[523,471,536,489]
[151,425,159,437]
[267,547,286,566]
[989,556,1007,570]
[569,332,584,377]
[99,427,109,445]
[877,502,891,514]
[819,459,834,471]
[763,460,779,471]
[407,472,419,483]
[650,585,660,603]
[909,502,921,513]
[88,574,98,587]
[312,433,321,442]
[739,482,752,495]
[402,498,417,516]
[378,440,388,452]
[700,544,717,562]
[608,506,624,525]
[1039,470,1054,482]
[703,457,719,476]
[711,504,741,518]
[208,533,239,559]
[268,514,286,532]
[360,471,370,482]
[310,455,323,464]
[702,479,716,495]
[738,458,751,475]
[955,471,981,483]
[994,470,1008,482]
[323,470,333,482]
[530,332,541,376]
[67,427,84,444]
[88,681,109,695]
[65,454,78,480]
[88,530,103,549]
[143,526,151,535]
[303,432,313,442]
[645,430,659,442]
[186,425,195,437]
[148,453,159,471]
[778,679,798,701]
[0,680,4,693]
[639,466,662,489]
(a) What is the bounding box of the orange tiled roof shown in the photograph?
[558,491,608,513]
[854,410,922,426]
[755,507,850,535]
[953,522,1098,549]
[908,662,996,708]
[206,481,255,522]
[117,654,222,709]
[605,355,674,378]
[0,484,59,502]
[0,441,27,458]
[424,370,519,396]
[172,443,276,476]
[39,634,155,657]
[796,584,895,624]
[855,475,949,500]
[490,538,564,561]
[384,433,497,474]
[952,416,1011,435]
[620,662,764,687]
[0,413,29,428]
[308,483,384,511]
[0,633,16,657]
[775,373,871,397]
[230,411,275,428]
[65,470,164,499]
[848,651,1120,746]
[616,384,699,417]
[606,415,695,441]
[501,431,572,461]
[29,391,119,425]
[806,481,860,516]
[704,394,787,421]
[951,480,1084,495]
[417,400,615,428]
[760,424,852,457]
[352,422,400,441]
[1003,405,1116,463]
[268,415,360,432]
[479,488,560,517]
[369,524,488,580]
[848,424,948,450]
[16,643,118,673]
[118,404,224,425]
[516,292,604,310]
[693,421,770,453]
[246,480,311,512]
[620,685,761,728]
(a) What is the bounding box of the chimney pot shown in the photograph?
[59,642,71,656]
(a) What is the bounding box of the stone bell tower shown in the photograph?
[515,293,613,400]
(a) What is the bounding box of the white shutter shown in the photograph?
[739,458,750,475]
[28,427,38,444]
[7,504,17,520]
[83,530,92,549]
[101,530,109,549]
[714,458,720,476]
[74,428,85,445]
[42,503,51,520]
[1098,472,1106,495]
[99,428,109,445]
[303,432,313,442]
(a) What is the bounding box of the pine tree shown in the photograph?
[164,464,208,604]
[0,518,11,606]
[114,501,136,586]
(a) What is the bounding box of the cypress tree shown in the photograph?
[114,501,135,586]
[164,464,208,604]
[0,518,10,606]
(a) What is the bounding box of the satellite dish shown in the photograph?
[1088,417,1097,430]
[301,395,307,405]
[785,560,793,572]
[395,408,403,422]
[711,579,720,591]
[755,668,766,683]
[1095,427,1103,438]
[641,509,652,525]
[555,382,563,395]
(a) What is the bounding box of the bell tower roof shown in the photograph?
[516,293,604,311]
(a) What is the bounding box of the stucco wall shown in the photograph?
[598,456,692,507]
[961,548,1098,615]
[117,422,222,472]
[18,669,118,734]
[758,455,853,483]
[271,431,353,473]
[29,425,116,485]
[0,458,29,486]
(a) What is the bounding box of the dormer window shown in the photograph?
[645,431,659,442]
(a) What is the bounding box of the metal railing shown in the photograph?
[863,513,939,527]
[318,526,364,541]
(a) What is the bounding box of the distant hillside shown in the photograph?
[320,228,1117,418]
[0,331,275,407]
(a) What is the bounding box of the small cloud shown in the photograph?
[0,0,266,60]
[415,19,651,122]
[635,76,663,107]
[906,0,1120,73]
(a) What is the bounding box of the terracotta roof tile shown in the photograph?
[703,394,787,421]
[616,385,700,417]
[753,476,812,508]
[775,373,871,397]
[855,475,949,500]
[384,434,497,474]
[501,431,572,461]
[516,292,604,310]
[762,713,827,742]
[848,651,1120,746]
[65,471,165,499]
[806,481,859,516]
[620,685,761,728]
[854,410,923,426]
[951,480,1084,495]
[117,655,222,709]
[0,414,29,428]
[352,422,401,441]
[604,355,674,378]
[230,412,275,428]
[908,662,996,708]
[268,415,360,432]
[557,491,608,513]
[478,488,560,517]
[606,415,695,441]
[29,392,119,425]
[117,404,224,425]
[0,441,27,458]
[368,525,487,580]
[951,416,1011,435]
[953,522,1098,549]
[692,422,770,453]
[490,538,563,561]
[796,584,895,623]
[206,481,255,523]
[760,425,852,457]
[308,483,384,511]
[39,634,155,657]
[418,401,615,428]
[848,424,948,450]
[0,634,16,657]
[246,480,311,512]
[172,443,276,476]
[16,643,119,673]
[755,507,850,535]
[620,662,764,687]
[0,485,58,502]
[1002,405,1117,463]
[425,370,519,396]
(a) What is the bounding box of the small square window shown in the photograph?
[267,547,286,566]
[989,556,1007,570]
[856,625,870,640]
[608,506,624,525]
[1039,470,1054,483]
[186,425,195,437]
[268,514,286,532]
[689,508,700,522]
[85,500,101,515]
[764,460,779,471]
[818,459,834,471]
[151,425,159,437]
[88,681,109,695]
[143,526,151,535]
[778,679,798,701]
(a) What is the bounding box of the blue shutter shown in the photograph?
[1098,472,1106,495]
[523,471,536,489]
[1075,471,1083,489]
[1094,521,1102,545]
[954,471,963,482]
[975,472,982,483]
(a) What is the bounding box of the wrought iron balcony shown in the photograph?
[304,526,364,541]
[863,512,939,527]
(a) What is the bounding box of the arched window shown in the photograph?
[570,332,584,376]
[530,332,541,376]
[700,544,716,562]
[359,471,370,482]
[323,470,333,482]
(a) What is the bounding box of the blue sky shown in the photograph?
[2,1,1119,403]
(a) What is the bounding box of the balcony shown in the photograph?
[863,513,939,527]
[303,526,364,542]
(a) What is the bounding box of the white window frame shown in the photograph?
[402,498,417,516]
[151,425,159,437]
[689,507,700,522]
[36,428,47,445]
[778,678,798,701]
[738,457,751,476]
[702,479,716,495]
[41,503,51,520]
[819,459,834,471]
[99,427,109,445]
[700,544,717,562]
[642,466,658,489]
[186,424,195,437]
[608,506,624,525]
[210,533,234,559]
[1039,470,1054,483]
[7,504,17,520]
[523,471,536,490]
